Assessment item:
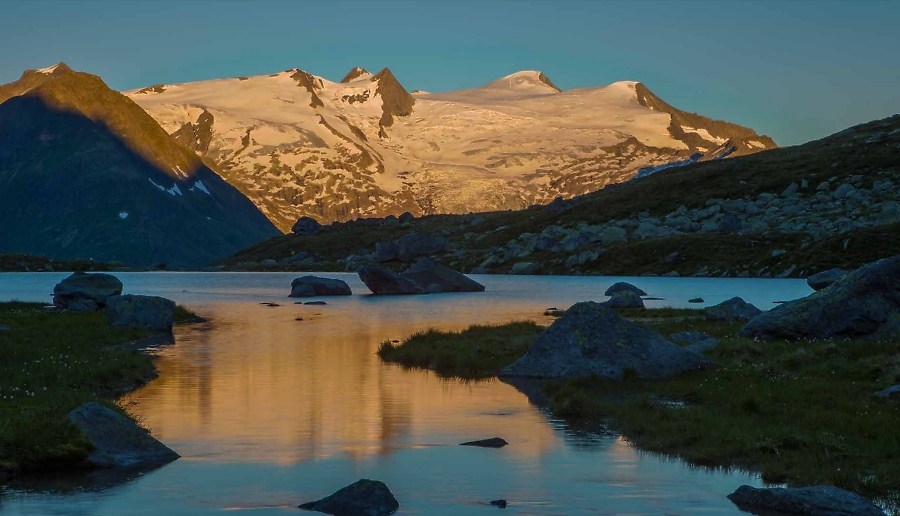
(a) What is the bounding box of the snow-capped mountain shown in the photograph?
[126,67,775,231]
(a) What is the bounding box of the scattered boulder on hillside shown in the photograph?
[599,226,628,245]
[402,258,485,293]
[398,211,415,224]
[510,262,540,275]
[291,216,322,236]
[68,402,179,469]
[874,385,900,399]
[604,291,645,309]
[741,256,900,341]
[460,437,508,448]
[807,268,847,291]
[358,265,427,295]
[705,297,762,323]
[500,302,713,379]
[299,479,399,516]
[52,272,123,311]
[289,276,352,297]
[604,282,647,297]
[0,324,10,331]
[376,232,449,262]
[727,485,886,516]
[106,295,175,332]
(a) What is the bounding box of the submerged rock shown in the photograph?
[604,282,647,297]
[299,479,399,516]
[52,272,123,311]
[106,295,175,332]
[68,402,179,469]
[358,265,426,295]
[807,268,847,291]
[501,302,713,379]
[604,291,645,309]
[741,255,900,340]
[705,297,762,323]
[290,276,352,297]
[490,499,508,508]
[460,437,508,448]
[726,485,886,516]
[402,258,485,293]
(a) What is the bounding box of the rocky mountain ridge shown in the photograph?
[0,63,280,267]
[126,67,776,231]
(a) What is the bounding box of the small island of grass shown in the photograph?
[377,307,900,510]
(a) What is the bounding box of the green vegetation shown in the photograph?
[377,322,544,379]
[0,254,125,273]
[380,309,900,507]
[0,301,197,479]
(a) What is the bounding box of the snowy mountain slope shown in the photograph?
[126,68,775,231]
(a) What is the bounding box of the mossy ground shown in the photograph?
[0,301,198,478]
[378,308,900,508]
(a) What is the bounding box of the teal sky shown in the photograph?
[1,0,898,146]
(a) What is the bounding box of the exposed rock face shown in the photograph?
[741,256,900,341]
[358,265,426,295]
[705,297,762,323]
[604,291,645,309]
[299,479,399,516]
[605,282,647,297]
[727,485,886,516]
[291,216,322,236]
[52,272,123,311]
[106,295,175,332]
[501,302,713,379]
[807,268,847,291]
[376,233,449,262]
[460,437,508,448]
[670,331,721,354]
[874,385,900,398]
[289,276,352,297]
[402,258,484,293]
[68,402,179,469]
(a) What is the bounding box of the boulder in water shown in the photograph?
[726,484,886,516]
[68,402,179,469]
[106,295,175,332]
[52,272,123,311]
[299,479,399,516]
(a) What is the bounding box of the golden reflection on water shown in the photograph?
[126,301,561,465]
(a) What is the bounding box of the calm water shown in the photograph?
[0,272,813,515]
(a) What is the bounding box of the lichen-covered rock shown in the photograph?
[358,265,426,295]
[727,485,886,516]
[807,268,847,291]
[705,297,762,323]
[604,282,647,297]
[500,302,713,379]
[299,479,399,516]
[669,331,721,354]
[106,295,175,332]
[289,276,352,297]
[402,258,484,293]
[68,402,179,469]
[53,272,123,311]
[741,256,900,340]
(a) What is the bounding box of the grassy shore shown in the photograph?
[378,308,900,508]
[0,301,198,479]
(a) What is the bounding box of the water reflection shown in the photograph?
[0,272,810,514]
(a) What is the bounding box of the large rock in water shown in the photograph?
[727,485,886,516]
[604,282,647,297]
[52,272,123,311]
[705,297,762,323]
[68,402,179,469]
[401,258,485,293]
[290,276,352,297]
[291,216,322,235]
[500,302,713,379]
[604,291,645,309]
[299,479,399,516]
[106,295,175,332]
[358,265,426,295]
[741,255,900,341]
[807,268,847,291]
[376,233,449,262]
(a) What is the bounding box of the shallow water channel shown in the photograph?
[0,272,813,515]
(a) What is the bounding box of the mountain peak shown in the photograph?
[340,67,371,83]
[371,68,415,128]
[489,70,561,93]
